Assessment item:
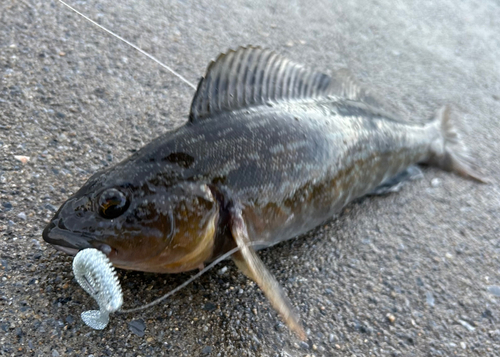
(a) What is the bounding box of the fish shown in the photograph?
[42,46,485,339]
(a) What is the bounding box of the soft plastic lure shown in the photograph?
[52,0,485,338]
[73,249,123,329]
[72,246,241,329]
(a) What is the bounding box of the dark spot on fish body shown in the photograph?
[211,176,227,185]
[163,152,195,168]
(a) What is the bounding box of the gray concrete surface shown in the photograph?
[1,0,500,356]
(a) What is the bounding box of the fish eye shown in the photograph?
[98,188,129,219]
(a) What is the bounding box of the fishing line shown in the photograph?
[56,0,197,90]
[55,0,267,317]
[118,246,241,313]
[119,239,269,313]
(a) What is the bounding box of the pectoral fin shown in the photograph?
[229,207,306,340]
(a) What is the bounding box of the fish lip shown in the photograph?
[50,244,80,256]
[43,220,94,254]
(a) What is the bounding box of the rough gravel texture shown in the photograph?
[1,0,500,356]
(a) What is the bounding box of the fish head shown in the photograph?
[43,165,220,273]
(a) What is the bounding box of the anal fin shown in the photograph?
[230,207,306,340]
[368,166,423,196]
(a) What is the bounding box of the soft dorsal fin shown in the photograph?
[189,46,380,122]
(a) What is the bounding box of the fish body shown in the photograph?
[43,47,483,337]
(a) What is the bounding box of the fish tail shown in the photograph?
[427,106,488,183]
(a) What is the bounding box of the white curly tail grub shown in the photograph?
[73,249,123,330]
[72,242,271,329]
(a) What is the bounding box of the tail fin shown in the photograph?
[428,106,488,183]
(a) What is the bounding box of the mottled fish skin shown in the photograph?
[143,99,439,251]
[43,47,483,271]
[45,97,435,266]
[43,47,484,337]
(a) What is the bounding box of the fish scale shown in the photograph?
[43,46,485,339]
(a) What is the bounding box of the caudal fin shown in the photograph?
[428,106,488,183]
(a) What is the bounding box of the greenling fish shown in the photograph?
[43,46,485,339]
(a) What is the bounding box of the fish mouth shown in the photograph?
[43,219,95,256]
[50,244,80,256]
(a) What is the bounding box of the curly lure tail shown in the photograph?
[73,249,123,330]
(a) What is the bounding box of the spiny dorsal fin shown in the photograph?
[189,46,381,122]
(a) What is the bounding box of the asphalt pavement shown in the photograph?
[1,0,499,356]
